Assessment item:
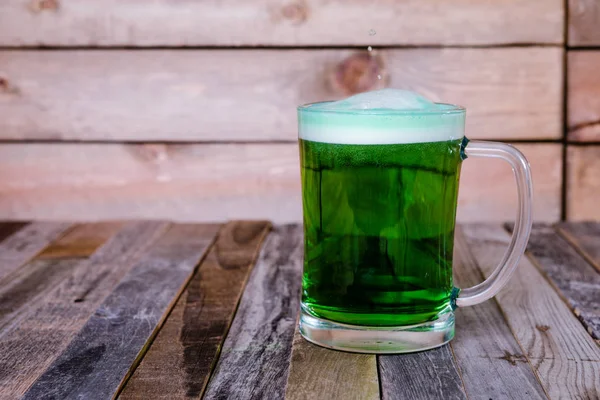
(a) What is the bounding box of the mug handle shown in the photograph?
[454,139,533,308]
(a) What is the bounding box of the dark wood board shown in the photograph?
[119,221,270,399]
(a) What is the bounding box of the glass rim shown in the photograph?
[297,100,466,116]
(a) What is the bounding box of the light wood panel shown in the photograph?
[0,0,564,46]
[0,48,562,141]
[566,146,600,221]
[457,143,562,223]
[568,51,600,141]
[0,143,561,223]
[524,224,600,339]
[462,224,600,398]
[451,228,547,399]
[569,0,600,46]
[285,329,379,400]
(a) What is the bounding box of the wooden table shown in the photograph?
[0,221,598,399]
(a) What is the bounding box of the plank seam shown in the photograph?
[198,222,272,398]
[0,44,565,51]
[555,225,600,273]
[560,34,568,220]
[375,355,383,400]
[112,224,221,400]
[0,139,565,145]
[448,343,470,400]
[459,226,552,399]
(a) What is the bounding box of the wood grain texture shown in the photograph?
[557,222,600,273]
[569,0,600,46]
[568,52,600,141]
[203,225,303,400]
[36,222,124,260]
[451,228,547,399]
[462,224,600,399]
[0,0,564,46]
[517,224,600,340]
[379,346,466,400]
[0,143,562,223]
[119,221,270,399]
[566,146,600,220]
[0,223,123,330]
[285,329,379,400]
[0,48,562,141]
[0,222,71,283]
[457,143,562,223]
[22,223,219,400]
[0,222,168,399]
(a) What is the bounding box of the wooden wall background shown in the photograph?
[0,0,596,222]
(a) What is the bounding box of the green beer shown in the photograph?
[298,89,534,353]
[300,138,463,326]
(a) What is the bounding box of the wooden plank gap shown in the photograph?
[0,221,170,399]
[118,220,271,400]
[462,223,600,399]
[451,226,549,399]
[284,327,379,400]
[508,223,600,340]
[0,222,72,284]
[556,222,600,273]
[203,224,303,400]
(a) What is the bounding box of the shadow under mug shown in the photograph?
[297,101,533,353]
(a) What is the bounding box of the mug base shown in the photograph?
[299,307,454,354]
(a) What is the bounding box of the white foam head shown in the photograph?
[298,89,465,144]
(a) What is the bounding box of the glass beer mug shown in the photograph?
[297,89,533,353]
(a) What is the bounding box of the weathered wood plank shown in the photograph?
[379,346,466,400]
[0,222,28,244]
[514,224,600,340]
[566,146,600,220]
[569,0,600,46]
[0,143,562,223]
[0,0,564,46]
[457,143,561,223]
[0,48,562,141]
[0,223,123,329]
[0,222,169,398]
[0,222,71,283]
[119,221,270,399]
[285,329,379,400]
[567,52,600,141]
[36,222,124,260]
[462,224,600,399]
[22,223,219,400]
[451,228,548,399]
[557,222,600,273]
[203,225,303,400]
